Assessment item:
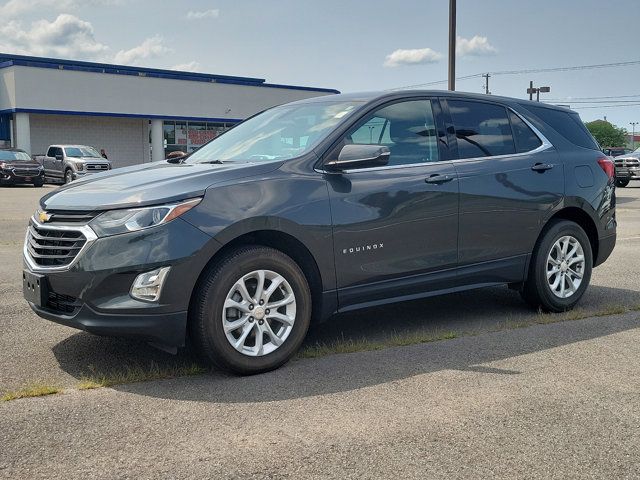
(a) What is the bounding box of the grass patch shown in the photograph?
[299,303,640,360]
[77,361,207,389]
[298,330,457,359]
[1,383,62,402]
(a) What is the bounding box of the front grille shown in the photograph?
[26,222,87,267]
[86,163,109,171]
[615,158,640,167]
[12,168,41,177]
[46,291,78,314]
[41,211,98,224]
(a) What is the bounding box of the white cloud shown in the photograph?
[456,35,496,56]
[0,14,109,59]
[113,35,172,65]
[383,48,442,68]
[171,61,201,72]
[0,0,122,18]
[186,9,219,20]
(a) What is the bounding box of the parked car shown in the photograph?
[35,145,111,184]
[602,147,630,157]
[0,148,45,187]
[613,147,640,187]
[23,91,616,374]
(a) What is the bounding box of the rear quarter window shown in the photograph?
[523,105,599,150]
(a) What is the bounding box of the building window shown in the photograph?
[161,120,238,157]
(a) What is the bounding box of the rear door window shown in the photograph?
[509,111,542,153]
[448,100,516,159]
[524,105,599,150]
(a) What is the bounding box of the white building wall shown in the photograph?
[5,65,334,120]
[29,114,150,168]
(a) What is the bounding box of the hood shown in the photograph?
[40,160,283,211]
[2,160,42,168]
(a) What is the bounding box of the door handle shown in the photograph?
[531,163,554,172]
[425,174,455,184]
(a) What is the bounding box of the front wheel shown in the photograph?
[33,179,44,187]
[64,169,73,184]
[521,220,593,312]
[189,246,311,375]
[615,178,630,188]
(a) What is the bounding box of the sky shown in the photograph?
[1,0,639,130]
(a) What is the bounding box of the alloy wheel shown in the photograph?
[546,235,585,299]
[222,269,296,356]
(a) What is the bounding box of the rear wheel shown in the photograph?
[521,220,592,312]
[615,178,630,188]
[189,246,311,375]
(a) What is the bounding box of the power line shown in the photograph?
[546,94,640,101]
[549,99,640,104]
[570,103,640,109]
[393,59,640,90]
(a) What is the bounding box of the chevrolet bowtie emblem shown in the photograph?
[38,211,51,223]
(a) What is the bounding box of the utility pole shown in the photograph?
[482,73,491,94]
[631,122,638,150]
[448,0,456,91]
[526,81,550,102]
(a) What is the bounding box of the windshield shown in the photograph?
[65,146,101,158]
[0,150,31,161]
[187,101,361,163]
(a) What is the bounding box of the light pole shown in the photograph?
[527,81,550,101]
[448,0,456,91]
[631,122,638,150]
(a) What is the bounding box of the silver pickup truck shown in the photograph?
[36,145,112,183]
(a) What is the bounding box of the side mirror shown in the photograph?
[55,154,63,161]
[325,144,390,171]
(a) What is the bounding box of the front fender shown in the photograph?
[181,174,336,291]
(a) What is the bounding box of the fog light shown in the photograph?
[130,267,170,302]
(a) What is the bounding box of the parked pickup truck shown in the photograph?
[35,145,111,184]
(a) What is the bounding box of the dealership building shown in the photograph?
[0,53,338,167]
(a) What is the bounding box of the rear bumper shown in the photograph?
[595,233,616,267]
[28,302,187,346]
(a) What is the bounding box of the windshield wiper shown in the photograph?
[200,160,225,164]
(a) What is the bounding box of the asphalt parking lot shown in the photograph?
[1,183,639,478]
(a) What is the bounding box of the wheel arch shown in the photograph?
[188,229,330,326]
[543,206,599,262]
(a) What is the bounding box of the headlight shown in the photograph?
[89,198,201,237]
[75,162,84,171]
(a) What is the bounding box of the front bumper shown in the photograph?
[0,168,44,184]
[29,302,188,346]
[23,217,220,347]
[616,167,640,180]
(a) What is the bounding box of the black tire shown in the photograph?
[189,246,311,375]
[33,179,44,187]
[64,169,73,184]
[521,220,593,312]
[615,178,630,188]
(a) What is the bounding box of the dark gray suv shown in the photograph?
[23,91,616,374]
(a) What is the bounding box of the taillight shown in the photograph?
[597,157,615,179]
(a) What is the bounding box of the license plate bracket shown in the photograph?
[23,270,48,308]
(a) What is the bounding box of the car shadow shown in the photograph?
[616,193,639,205]
[51,284,640,403]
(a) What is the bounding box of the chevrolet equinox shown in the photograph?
[23,91,617,374]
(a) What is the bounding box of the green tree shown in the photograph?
[585,120,627,147]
